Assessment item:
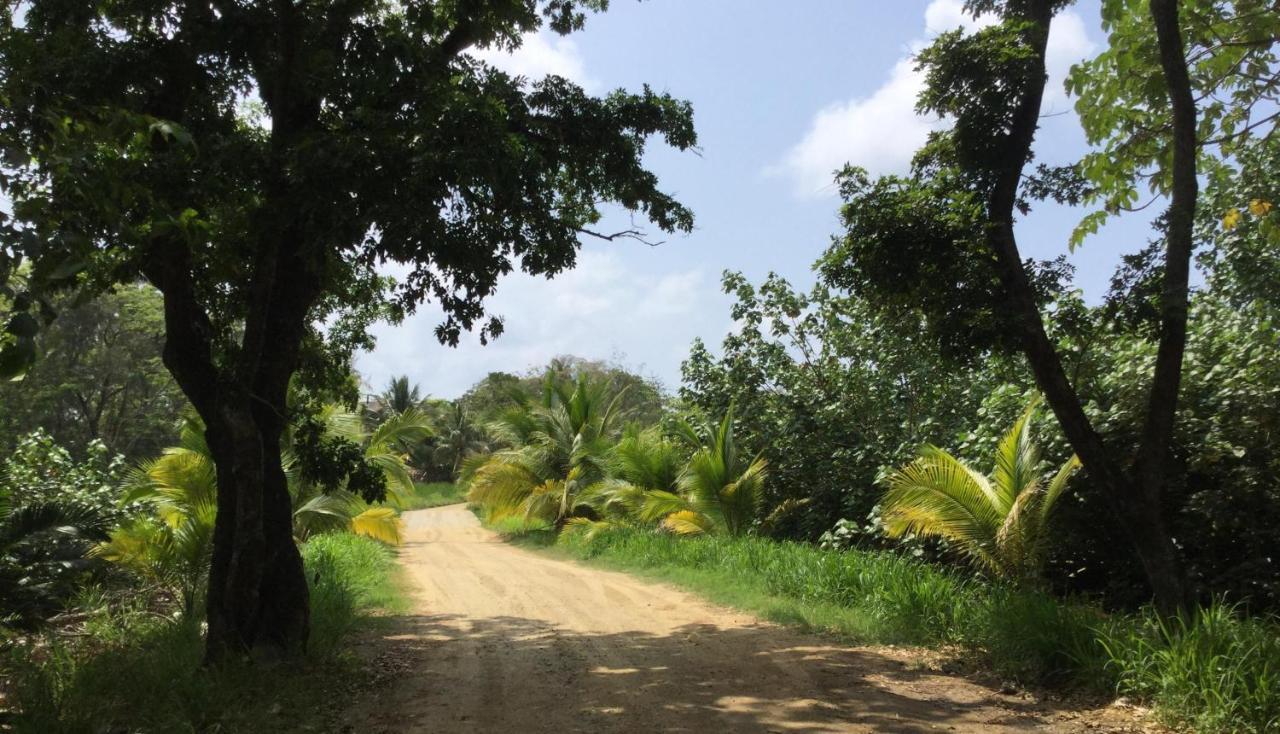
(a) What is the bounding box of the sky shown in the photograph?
[355,2,1162,398]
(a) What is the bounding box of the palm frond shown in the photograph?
[350,507,403,545]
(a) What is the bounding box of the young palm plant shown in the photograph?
[0,490,107,626]
[567,426,689,539]
[880,399,1080,585]
[467,373,625,527]
[95,422,217,617]
[98,409,425,613]
[656,410,767,536]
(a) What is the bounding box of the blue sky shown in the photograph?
[356,0,1162,399]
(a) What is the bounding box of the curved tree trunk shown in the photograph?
[981,0,1189,615]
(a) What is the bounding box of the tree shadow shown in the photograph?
[344,612,1094,733]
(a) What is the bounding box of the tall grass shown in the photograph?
[4,533,404,733]
[555,526,1280,733]
[1100,604,1280,732]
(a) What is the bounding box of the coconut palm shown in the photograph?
[467,373,626,526]
[95,422,217,616]
[656,410,767,536]
[98,409,423,613]
[568,426,688,538]
[880,399,1080,584]
[321,404,434,503]
[366,375,424,425]
[432,403,491,479]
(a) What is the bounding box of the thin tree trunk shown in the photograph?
[981,0,1188,614]
[1138,0,1198,615]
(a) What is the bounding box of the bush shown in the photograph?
[0,430,130,525]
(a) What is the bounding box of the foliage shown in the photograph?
[395,482,468,511]
[1067,0,1280,246]
[97,410,420,612]
[681,271,1012,541]
[1100,602,1280,733]
[0,431,125,625]
[663,410,766,536]
[429,403,493,480]
[1,0,697,655]
[467,372,624,526]
[0,286,185,460]
[94,424,217,617]
[4,533,403,733]
[882,400,1079,584]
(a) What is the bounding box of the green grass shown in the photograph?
[395,481,466,510]
[3,533,406,733]
[551,526,1280,733]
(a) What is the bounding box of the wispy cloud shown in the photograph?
[770,0,1096,198]
[355,250,713,397]
[473,32,597,91]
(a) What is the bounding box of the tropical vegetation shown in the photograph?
[1,0,1278,731]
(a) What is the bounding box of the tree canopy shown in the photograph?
[0,0,697,658]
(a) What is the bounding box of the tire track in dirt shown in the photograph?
[344,505,1153,733]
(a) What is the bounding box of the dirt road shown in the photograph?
[344,505,1149,733]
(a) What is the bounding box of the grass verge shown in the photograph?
[396,481,466,510]
[2,533,405,733]
[549,525,1280,733]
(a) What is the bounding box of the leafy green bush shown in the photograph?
[0,431,130,625]
[1,430,130,525]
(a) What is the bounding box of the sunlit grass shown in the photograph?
[552,526,1280,733]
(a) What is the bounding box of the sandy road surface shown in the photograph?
[344,505,1149,733]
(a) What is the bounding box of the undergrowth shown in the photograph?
[2,533,404,733]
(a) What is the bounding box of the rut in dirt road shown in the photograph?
[344,505,1146,733]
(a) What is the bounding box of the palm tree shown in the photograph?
[432,403,491,479]
[880,399,1080,584]
[567,425,688,539]
[654,410,767,536]
[467,373,626,526]
[98,409,425,614]
[0,488,106,626]
[95,422,217,617]
[367,375,424,425]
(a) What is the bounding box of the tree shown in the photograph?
[882,400,1080,585]
[0,285,186,459]
[431,403,491,479]
[822,0,1234,614]
[366,376,424,426]
[680,271,1013,539]
[1,0,695,658]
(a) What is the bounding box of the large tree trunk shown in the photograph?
[982,0,1189,615]
[145,232,315,660]
[203,401,309,660]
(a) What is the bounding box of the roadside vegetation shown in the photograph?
[5,533,403,733]
[1,0,1278,732]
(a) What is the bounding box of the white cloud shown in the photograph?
[473,32,596,90]
[772,0,1096,197]
[354,250,715,398]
